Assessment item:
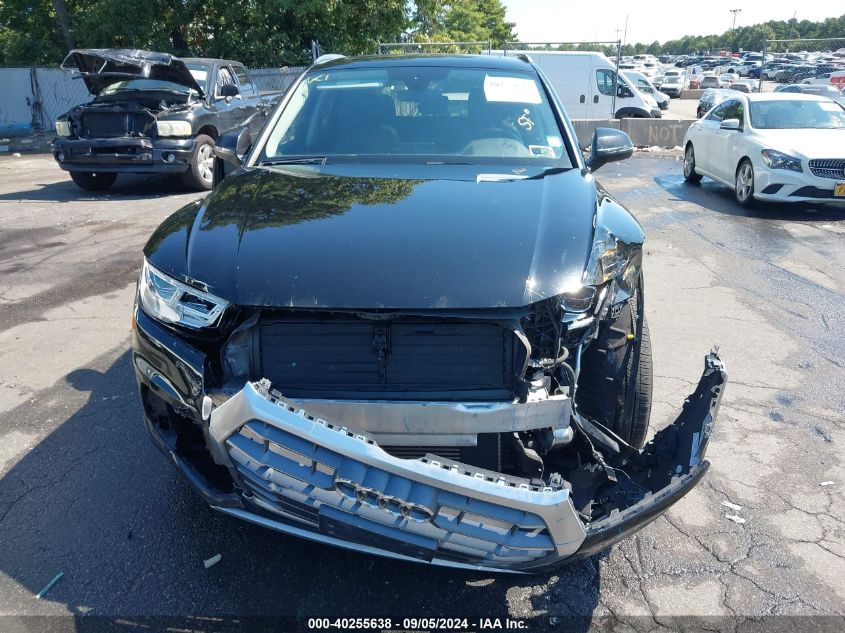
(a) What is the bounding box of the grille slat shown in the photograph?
[809,159,845,180]
[227,420,556,566]
[81,111,155,138]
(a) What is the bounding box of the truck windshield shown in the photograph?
[260,66,571,167]
[100,79,192,95]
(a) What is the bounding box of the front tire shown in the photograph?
[181,134,215,191]
[576,278,653,449]
[69,171,116,191]
[683,143,703,183]
[735,159,755,206]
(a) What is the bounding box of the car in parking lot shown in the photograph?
[623,70,670,110]
[657,70,688,97]
[696,88,733,118]
[699,75,724,90]
[132,53,725,573]
[683,92,845,205]
[775,83,845,107]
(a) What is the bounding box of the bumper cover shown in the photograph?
[52,136,194,173]
[134,311,727,572]
[144,367,723,573]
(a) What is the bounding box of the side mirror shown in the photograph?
[220,83,240,99]
[720,118,741,130]
[617,85,633,98]
[212,127,252,185]
[586,127,634,172]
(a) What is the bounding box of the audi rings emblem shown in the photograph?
[334,478,435,523]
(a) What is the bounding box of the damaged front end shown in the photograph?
[133,283,726,572]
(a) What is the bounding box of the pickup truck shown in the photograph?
[52,49,282,191]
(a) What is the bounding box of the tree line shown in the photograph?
[0,0,516,66]
[1,2,842,67]
[624,14,845,56]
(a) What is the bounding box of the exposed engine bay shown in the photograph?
[60,97,193,140]
[166,274,713,531]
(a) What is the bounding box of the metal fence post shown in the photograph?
[612,40,621,118]
[759,40,768,92]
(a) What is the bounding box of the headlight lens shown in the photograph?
[582,225,641,289]
[55,120,71,137]
[156,120,193,137]
[560,286,596,313]
[138,260,229,328]
[761,149,802,172]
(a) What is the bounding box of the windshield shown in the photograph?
[187,63,209,92]
[260,66,571,167]
[750,99,845,129]
[100,78,192,95]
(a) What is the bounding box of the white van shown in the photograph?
[497,51,661,119]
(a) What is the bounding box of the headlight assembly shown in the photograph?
[156,120,193,137]
[761,149,802,173]
[55,120,71,137]
[138,260,228,328]
[582,225,642,291]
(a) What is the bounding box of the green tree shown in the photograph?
[410,0,516,48]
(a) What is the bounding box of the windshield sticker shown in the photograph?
[819,101,841,112]
[189,69,208,81]
[484,75,542,104]
[518,109,535,130]
[547,135,563,148]
[529,145,555,157]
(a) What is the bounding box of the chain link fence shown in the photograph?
[0,64,306,136]
[503,40,622,61]
[376,41,492,55]
[758,38,845,93]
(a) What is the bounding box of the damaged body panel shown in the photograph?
[53,49,282,191]
[132,54,727,572]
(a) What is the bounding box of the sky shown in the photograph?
[501,1,845,45]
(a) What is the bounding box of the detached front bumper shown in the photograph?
[51,136,195,173]
[133,309,727,572]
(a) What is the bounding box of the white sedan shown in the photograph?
[682,93,845,205]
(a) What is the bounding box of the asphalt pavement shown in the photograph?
[0,154,843,631]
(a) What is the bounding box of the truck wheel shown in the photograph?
[575,278,652,449]
[69,171,117,191]
[181,134,215,191]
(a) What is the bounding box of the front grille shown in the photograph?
[81,111,155,138]
[257,316,520,401]
[382,445,462,461]
[809,159,845,180]
[227,420,557,566]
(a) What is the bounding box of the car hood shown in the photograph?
[61,49,204,97]
[756,129,845,158]
[144,165,598,309]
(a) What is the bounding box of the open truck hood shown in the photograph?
[61,49,204,97]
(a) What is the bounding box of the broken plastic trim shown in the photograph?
[187,351,726,571]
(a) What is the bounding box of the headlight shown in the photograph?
[138,260,229,328]
[55,120,71,137]
[582,225,641,291]
[761,149,802,173]
[560,286,596,313]
[156,120,193,137]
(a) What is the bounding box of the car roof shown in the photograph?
[314,54,534,72]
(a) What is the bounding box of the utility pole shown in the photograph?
[729,8,742,52]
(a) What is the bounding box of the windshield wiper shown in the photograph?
[260,157,327,166]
